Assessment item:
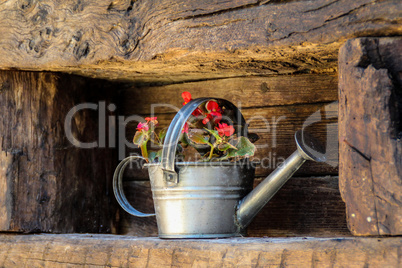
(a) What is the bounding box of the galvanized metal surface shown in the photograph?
[147,161,255,238]
[113,156,156,217]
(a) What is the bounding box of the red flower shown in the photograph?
[206,100,221,114]
[182,122,189,133]
[202,100,222,124]
[136,122,149,131]
[202,114,213,125]
[202,113,222,125]
[192,107,202,116]
[216,123,235,137]
[145,117,158,125]
[145,117,157,122]
[182,91,202,116]
[182,91,192,105]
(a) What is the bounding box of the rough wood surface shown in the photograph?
[0,70,118,233]
[339,37,402,236]
[121,74,338,114]
[121,77,339,177]
[0,0,400,83]
[0,234,400,267]
[119,176,349,237]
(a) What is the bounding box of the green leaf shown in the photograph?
[148,151,158,162]
[149,149,163,162]
[204,128,222,142]
[224,137,256,159]
[188,132,210,145]
[224,148,237,159]
[217,142,237,152]
[234,136,256,157]
[133,131,149,146]
[158,128,167,144]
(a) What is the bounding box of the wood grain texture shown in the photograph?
[120,74,338,114]
[0,234,400,267]
[339,37,402,236]
[0,0,400,83]
[0,70,118,233]
[119,176,349,237]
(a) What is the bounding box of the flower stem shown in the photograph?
[140,142,149,162]
[208,143,215,160]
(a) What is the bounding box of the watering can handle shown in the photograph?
[113,156,155,217]
[161,98,247,183]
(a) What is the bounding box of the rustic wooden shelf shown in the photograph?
[0,234,400,267]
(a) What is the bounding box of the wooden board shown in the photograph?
[0,234,400,267]
[338,37,402,236]
[0,0,400,83]
[119,176,349,237]
[120,74,338,114]
[0,70,118,233]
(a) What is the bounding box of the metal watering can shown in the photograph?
[113,98,325,238]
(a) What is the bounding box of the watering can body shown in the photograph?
[146,161,255,238]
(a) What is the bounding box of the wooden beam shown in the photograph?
[339,37,402,236]
[0,234,400,267]
[0,70,118,233]
[0,0,400,83]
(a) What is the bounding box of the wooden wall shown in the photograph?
[0,70,118,233]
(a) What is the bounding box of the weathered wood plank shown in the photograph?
[0,0,400,83]
[122,101,339,177]
[119,176,349,237]
[249,176,349,237]
[0,70,118,233]
[120,74,338,114]
[339,37,402,236]
[0,234,400,267]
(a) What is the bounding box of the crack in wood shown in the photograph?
[303,0,339,13]
[169,1,263,22]
[329,249,337,267]
[271,1,381,43]
[324,1,376,23]
[185,18,248,29]
[13,256,121,267]
[342,139,371,162]
[369,159,381,235]
[279,248,289,268]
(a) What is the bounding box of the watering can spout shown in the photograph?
[236,130,326,229]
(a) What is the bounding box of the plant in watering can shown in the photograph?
[113,92,325,238]
[133,92,257,163]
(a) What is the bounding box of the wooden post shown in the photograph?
[339,37,402,236]
[0,70,117,233]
